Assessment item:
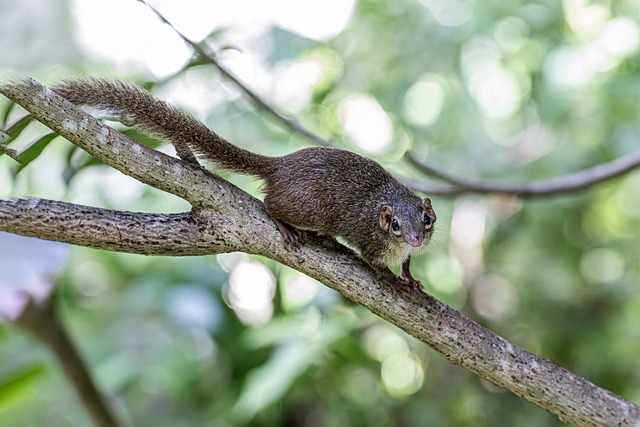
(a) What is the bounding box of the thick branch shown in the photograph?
[2,80,639,426]
[0,198,216,255]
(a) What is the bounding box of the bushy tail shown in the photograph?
[53,78,275,177]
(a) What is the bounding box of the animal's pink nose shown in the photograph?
[408,236,422,247]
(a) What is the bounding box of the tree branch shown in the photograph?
[406,151,640,197]
[0,198,214,255]
[2,79,639,426]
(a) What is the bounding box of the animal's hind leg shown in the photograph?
[272,218,302,249]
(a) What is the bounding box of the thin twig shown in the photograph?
[140,0,331,147]
[406,150,640,197]
[15,296,122,427]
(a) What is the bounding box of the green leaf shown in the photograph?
[205,27,228,43]
[4,115,32,140]
[0,364,47,413]
[15,133,59,173]
[1,101,16,128]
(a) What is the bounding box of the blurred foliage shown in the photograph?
[1,0,640,426]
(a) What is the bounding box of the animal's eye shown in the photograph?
[391,218,400,232]
[423,212,432,226]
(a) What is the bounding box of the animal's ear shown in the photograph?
[379,205,393,231]
[423,197,436,225]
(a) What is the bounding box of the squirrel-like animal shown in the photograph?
[53,78,436,290]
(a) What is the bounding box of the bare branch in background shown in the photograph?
[140,1,640,198]
[406,151,640,197]
[140,0,332,148]
[15,295,123,427]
